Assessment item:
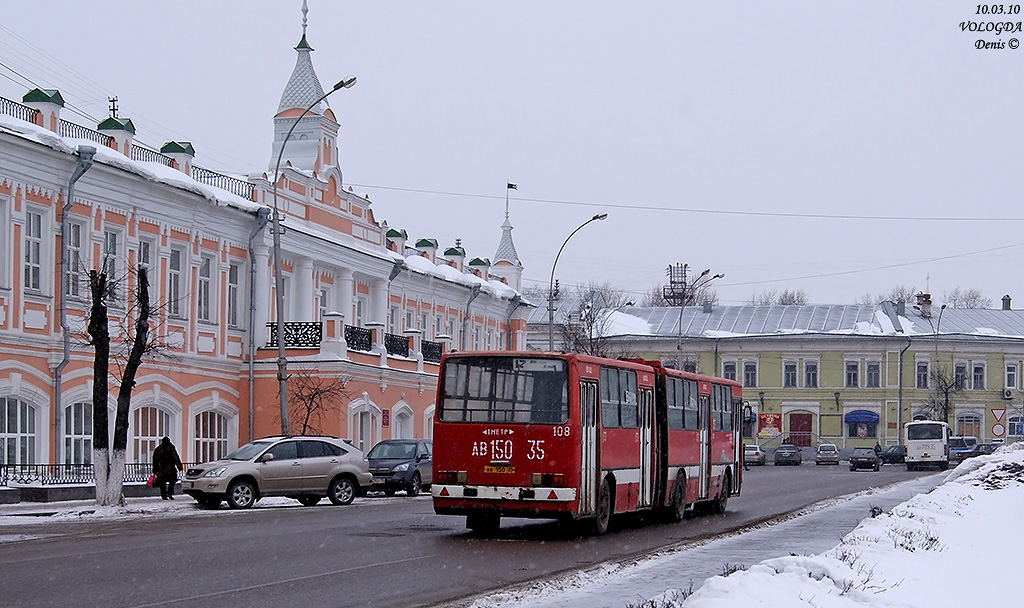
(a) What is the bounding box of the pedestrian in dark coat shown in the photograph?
[152,436,183,500]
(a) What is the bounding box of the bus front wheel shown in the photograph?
[665,473,687,523]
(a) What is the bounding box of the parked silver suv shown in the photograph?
[182,436,372,509]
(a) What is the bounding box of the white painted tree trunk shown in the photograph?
[93,447,127,507]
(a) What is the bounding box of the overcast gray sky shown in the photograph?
[2,2,1021,306]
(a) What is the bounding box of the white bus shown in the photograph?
[904,420,950,471]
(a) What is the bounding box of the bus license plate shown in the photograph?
[484,465,515,474]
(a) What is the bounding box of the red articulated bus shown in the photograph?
[431,351,743,535]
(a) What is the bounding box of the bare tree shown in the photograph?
[287,365,351,435]
[642,284,668,307]
[558,283,639,358]
[89,267,151,506]
[860,284,919,305]
[942,287,992,309]
[777,289,809,305]
[917,367,965,424]
[747,288,808,306]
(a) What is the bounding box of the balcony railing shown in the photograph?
[345,325,373,352]
[130,143,175,166]
[422,340,443,364]
[191,165,256,201]
[57,118,114,147]
[385,333,410,357]
[0,96,38,123]
[266,322,323,348]
[0,462,195,486]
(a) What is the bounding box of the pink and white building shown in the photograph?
[0,13,529,467]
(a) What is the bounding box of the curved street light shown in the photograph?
[272,75,357,435]
[676,269,724,369]
[548,213,608,351]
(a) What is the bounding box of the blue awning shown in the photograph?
[844,410,879,423]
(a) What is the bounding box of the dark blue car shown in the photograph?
[366,439,432,496]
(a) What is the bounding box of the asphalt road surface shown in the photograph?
[0,462,932,608]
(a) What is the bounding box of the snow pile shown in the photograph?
[681,442,1024,607]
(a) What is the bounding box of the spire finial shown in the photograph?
[301,0,309,38]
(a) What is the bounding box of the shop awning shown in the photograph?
[844,410,879,423]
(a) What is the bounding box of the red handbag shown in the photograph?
[146,474,157,487]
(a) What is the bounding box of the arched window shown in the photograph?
[348,396,381,453]
[1009,415,1023,438]
[956,413,981,438]
[423,405,435,440]
[193,411,228,464]
[391,404,413,439]
[63,402,92,465]
[132,406,170,464]
[1,397,37,465]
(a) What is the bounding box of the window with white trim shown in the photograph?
[743,362,758,388]
[319,287,330,321]
[63,402,92,465]
[722,361,737,381]
[131,406,170,464]
[102,230,120,300]
[954,363,968,390]
[23,210,43,291]
[956,412,981,437]
[972,363,985,390]
[845,361,859,388]
[0,196,9,288]
[1006,364,1018,389]
[804,361,818,388]
[197,255,212,322]
[916,362,929,389]
[227,263,240,328]
[66,223,84,298]
[783,362,797,388]
[168,248,183,317]
[866,362,881,388]
[1009,414,1023,437]
[1,397,37,465]
[193,411,228,463]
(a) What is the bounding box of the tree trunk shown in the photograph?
[88,268,151,507]
[87,270,117,505]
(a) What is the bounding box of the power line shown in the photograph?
[349,182,1024,223]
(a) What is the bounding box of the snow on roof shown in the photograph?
[0,111,261,214]
[403,252,518,300]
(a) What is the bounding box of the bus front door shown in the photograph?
[579,381,599,516]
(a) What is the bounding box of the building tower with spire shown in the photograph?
[268,0,342,177]
[490,187,523,291]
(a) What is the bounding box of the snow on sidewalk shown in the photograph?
[681,442,1024,608]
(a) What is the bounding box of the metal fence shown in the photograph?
[267,321,323,348]
[0,462,196,486]
[384,333,410,357]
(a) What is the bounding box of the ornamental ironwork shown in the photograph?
[345,325,373,352]
[385,333,410,357]
[422,340,443,363]
[267,322,323,348]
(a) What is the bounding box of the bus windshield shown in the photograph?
[907,423,944,441]
[439,356,569,424]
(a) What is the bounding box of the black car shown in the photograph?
[879,445,905,465]
[773,444,803,466]
[366,439,432,496]
[849,447,880,471]
[955,442,998,462]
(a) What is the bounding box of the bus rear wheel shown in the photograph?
[711,475,730,515]
[466,512,500,534]
[665,474,686,523]
[589,479,613,535]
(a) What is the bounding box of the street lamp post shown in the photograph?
[934,304,947,420]
[675,269,724,370]
[547,214,608,351]
[272,75,356,435]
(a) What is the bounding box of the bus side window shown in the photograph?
[600,367,620,428]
